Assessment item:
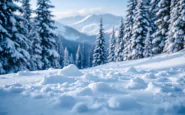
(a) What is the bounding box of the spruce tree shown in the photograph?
[69,54,74,64]
[88,45,94,67]
[56,37,64,68]
[63,48,69,67]
[81,44,86,68]
[108,27,116,62]
[35,0,59,69]
[76,45,82,69]
[115,18,125,62]
[29,22,43,70]
[92,18,106,66]
[130,0,151,59]
[143,29,153,58]
[165,0,184,53]
[152,0,171,54]
[178,0,185,49]
[0,0,30,73]
[150,0,160,32]
[123,0,137,60]
[22,0,43,70]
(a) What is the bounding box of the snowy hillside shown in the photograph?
[55,21,96,43]
[58,13,121,35]
[1,51,185,115]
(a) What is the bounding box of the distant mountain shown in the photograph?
[58,13,122,35]
[54,21,96,44]
[58,15,85,26]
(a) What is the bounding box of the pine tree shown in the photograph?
[165,0,184,53]
[123,0,137,60]
[63,48,69,67]
[56,37,64,68]
[88,45,94,67]
[0,0,30,73]
[108,27,116,62]
[178,0,185,49]
[29,22,43,70]
[81,44,86,68]
[35,0,59,69]
[150,0,160,32]
[22,0,32,21]
[130,0,151,59]
[92,18,106,66]
[69,54,74,64]
[22,0,43,70]
[76,45,82,69]
[115,17,125,62]
[152,0,171,54]
[143,29,153,58]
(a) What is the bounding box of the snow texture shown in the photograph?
[0,50,185,115]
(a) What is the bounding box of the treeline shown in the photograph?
[0,0,185,74]
[92,0,185,66]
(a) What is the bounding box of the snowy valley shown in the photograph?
[0,51,185,115]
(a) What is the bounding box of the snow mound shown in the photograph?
[40,75,75,85]
[157,77,170,82]
[145,82,161,94]
[156,71,169,77]
[16,70,39,76]
[125,67,137,73]
[108,96,141,110]
[77,87,93,96]
[127,77,147,89]
[88,82,115,93]
[142,72,156,79]
[82,73,100,81]
[72,103,89,113]
[58,64,83,76]
[56,95,76,108]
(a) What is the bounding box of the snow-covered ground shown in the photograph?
[1,51,185,115]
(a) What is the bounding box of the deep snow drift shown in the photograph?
[0,51,185,115]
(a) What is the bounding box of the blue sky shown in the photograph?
[30,0,128,20]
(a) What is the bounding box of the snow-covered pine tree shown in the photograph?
[150,0,160,32]
[178,0,185,49]
[63,48,69,67]
[143,29,153,58]
[69,54,74,64]
[152,0,171,54]
[92,18,106,66]
[108,27,116,62]
[0,0,30,74]
[29,22,43,70]
[56,37,64,68]
[21,0,32,69]
[130,0,151,59]
[22,0,31,21]
[76,45,82,69]
[123,0,137,60]
[35,0,59,69]
[88,45,94,67]
[165,0,184,53]
[115,17,125,62]
[22,0,43,70]
[81,44,86,69]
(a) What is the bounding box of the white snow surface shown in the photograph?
[1,51,185,115]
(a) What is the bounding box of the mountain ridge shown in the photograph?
[58,13,122,35]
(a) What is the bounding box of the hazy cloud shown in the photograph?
[53,8,104,20]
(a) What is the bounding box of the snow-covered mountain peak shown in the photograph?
[58,13,122,35]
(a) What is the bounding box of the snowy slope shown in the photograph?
[1,51,185,115]
[58,13,121,35]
